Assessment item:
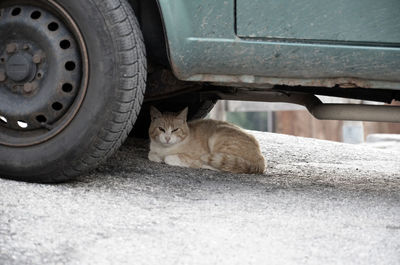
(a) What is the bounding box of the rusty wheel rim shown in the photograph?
[0,0,88,147]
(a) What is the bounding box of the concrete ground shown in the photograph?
[1,131,400,265]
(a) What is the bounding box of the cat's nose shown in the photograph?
[165,136,171,142]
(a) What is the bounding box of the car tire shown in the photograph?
[189,99,216,120]
[0,0,146,182]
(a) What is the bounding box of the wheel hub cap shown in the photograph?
[6,52,36,82]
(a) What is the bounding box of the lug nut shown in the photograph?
[23,82,38,93]
[6,43,17,54]
[32,51,44,64]
[32,54,41,64]
[23,83,33,93]
[0,71,6,82]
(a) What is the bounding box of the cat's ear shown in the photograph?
[177,107,188,121]
[150,106,162,120]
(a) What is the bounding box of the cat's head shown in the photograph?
[149,106,189,146]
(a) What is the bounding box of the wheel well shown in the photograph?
[128,0,169,68]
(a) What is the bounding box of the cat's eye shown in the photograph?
[172,128,179,133]
[158,127,165,132]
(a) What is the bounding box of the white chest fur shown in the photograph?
[148,137,189,162]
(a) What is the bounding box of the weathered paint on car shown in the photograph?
[236,0,400,42]
[157,0,400,90]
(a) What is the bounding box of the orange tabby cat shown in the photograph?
[148,106,265,174]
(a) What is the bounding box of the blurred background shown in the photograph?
[208,97,400,148]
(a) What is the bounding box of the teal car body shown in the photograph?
[156,0,400,90]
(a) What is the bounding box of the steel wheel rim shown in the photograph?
[0,0,89,147]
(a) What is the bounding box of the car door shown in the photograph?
[236,0,400,43]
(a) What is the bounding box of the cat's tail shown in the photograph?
[201,153,265,174]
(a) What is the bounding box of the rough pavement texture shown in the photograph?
[1,132,400,265]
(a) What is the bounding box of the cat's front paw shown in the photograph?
[164,155,187,167]
[148,152,162,163]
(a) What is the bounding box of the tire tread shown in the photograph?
[59,0,146,181]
